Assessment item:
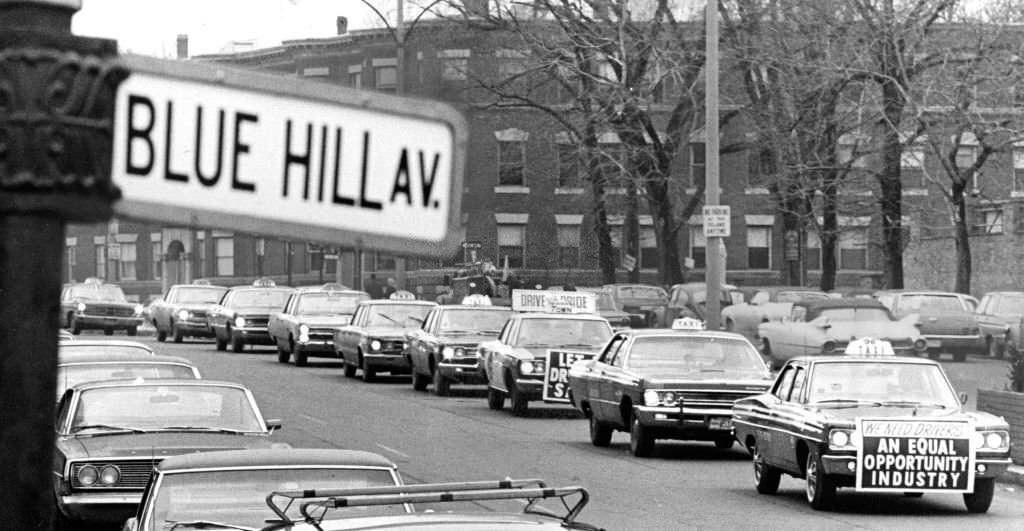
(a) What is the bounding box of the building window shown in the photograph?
[498,139,526,186]
[689,226,706,269]
[95,244,106,279]
[375,252,397,271]
[66,245,76,281]
[747,226,772,269]
[557,143,580,188]
[806,231,822,271]
[151,234,162,280]
[639,227,658,270]
[347,65,362,89]
[747,148,773,188]
[439,49,469,81]
[690,143,705,188]
[839,228,868,270]
[557,225,581,268]
[214,236,234,276]
[497,224,525,268]
[601,143,627,188]
[496,49,529,83]
[1013,150,1024,192]
[119,243,137,281]
[972,207,1004,235]
[374,63,397,93]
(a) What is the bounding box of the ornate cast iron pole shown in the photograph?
[0,0,125,528]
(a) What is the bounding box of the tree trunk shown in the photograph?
[877,78,905,289]
[952,185,971,294]
[584,129,617,284]
[626,178,640,283]
[820,184,839,291]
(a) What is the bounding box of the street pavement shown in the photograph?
[84,333,1024,530]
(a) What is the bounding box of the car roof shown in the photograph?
[792,355,942,366]
[58,352,194,365]
[59,340,154,351]
[515,312,608,321]
[623,328,751,341]
[434,305,512,311]
[876,289,963,296]
[227,285,294,291]
[358,300,436,306]
[308,513,581,530]
[156,448,396,472]
[985,290,1024,296]
[170,284,228,290]
[795,298,888,311]
[69,378,247,392]
[298,288,369,295]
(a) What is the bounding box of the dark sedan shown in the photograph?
[208,282,295,352]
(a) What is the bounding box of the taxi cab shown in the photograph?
[480,289,613,416]
[60,277,144,336]
[732,338,1012,512]
[334,293,437,381]
[568,318,773,457]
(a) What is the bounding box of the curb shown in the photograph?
[998,464,1024,487]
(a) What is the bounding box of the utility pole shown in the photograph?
[704,0,723,330]
[0,0,127,527]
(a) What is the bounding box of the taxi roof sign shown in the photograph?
[253,277,277,287]
[671,317,706,331]
[462,294,492,306]
[110,55,466,258]
[389,290,417,300]
[511,289,596,314]
[844,337,895,356]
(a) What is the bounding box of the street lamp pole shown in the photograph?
[704,0,724,330]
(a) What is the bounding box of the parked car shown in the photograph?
[974,290,1024,358]
[406,302,512,395]
[756,299,927,369]
[268,285,370,366]
[207,279,295,352]
[60,277,144,336]
[568,321,773,456]
[603,283,670,328]
[260,479,600,531]
[875,290,984,362]
[666,282,744,323]
[56,351,200,399]
[721,286,829,342]
[334,299,437,381]
[481,310,612,416]
[53,379,283,528]
[123,448,405,531]
[148,281,228,343]
[577,287,635,330]
[732,349,1011,513]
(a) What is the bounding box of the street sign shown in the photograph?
[621,253,637,272]
[703,205,731,238]
[111,55,467,257]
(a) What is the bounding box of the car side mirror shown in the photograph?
[958,392,968,405]
[265,418,283,433]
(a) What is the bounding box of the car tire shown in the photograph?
[752,440,781,494]
[156,322,166,342]
[412,370,429,391]
[293,344,308,367]
[953,352,967,362]
[508,382,528,416]
[805,448,836,510]
[172,323,184,343]
[432,366,451,396]
[361,356,376,382]
[964,477,995,513]
[215,333,227,351]
[487,387,505,410]
[126,326,137,336]
[589,414,612,447]
[343,358,357,378]
[714,435,734,450]
[231,332,245,353]
[276,343,290,363]
[629,413,654,457]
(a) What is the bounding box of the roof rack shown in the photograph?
[265,478,597,530]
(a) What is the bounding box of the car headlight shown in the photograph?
[454,347,465,357]
[298,324,310,342]
[77,465,98,486]
[234,316,246,328]
[828,428,856,451]
[913,339,927,351]
[370,339,382,351]
[442,346,455,359]
[99,465,120,485]
[76,302,86,312]
[520,360,535,374]
[643,390,660,406]
[978,430,1009,451]
[177,310,190,321]
[133,304,144,315]
[823,341,836,353]
[642,390,680,407]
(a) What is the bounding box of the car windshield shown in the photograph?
[992,294,1024,314]
[806,362,959,408]
[69,384,264,433]
[68,284,127,302]
[56,363,197,398]
[514,318,612,348]
[616,286,667,300]
[296,293,368,315]
[365,304,433,327]
[228,289,292,310]
[145,467,402,530]
[626,336,767,373]
[175,287,228,304]
[776,291,829,303]
[900,294,965,313]
[438,309,511,333]
[814,307,894,322]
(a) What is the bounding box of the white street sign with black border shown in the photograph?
[703,205,731,238]
[110,55,466,257]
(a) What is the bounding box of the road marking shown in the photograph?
[375,443,410,459]
[300,414,327,425]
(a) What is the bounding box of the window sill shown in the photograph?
[555,187,584,195]
[1012,190,1024,198]
[902,188,928,196]
[494,186,530,194]
[745,187,770,195]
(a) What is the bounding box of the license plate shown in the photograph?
[926,339,941,348]
[710,417,732,430]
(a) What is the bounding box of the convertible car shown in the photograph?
[756,299,927,369]
[721,287,829,343]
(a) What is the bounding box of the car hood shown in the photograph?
[640,372,772,389]
[296,314,353,327]
[232,307,280,316]
[58,431,275,459]
[813,406,1007,430]
[513,345,602,360]
[435,332,495,346]
[175,303,216,311]
[361,326,410,339]
[619,299,668,308]
[822,321,921,342]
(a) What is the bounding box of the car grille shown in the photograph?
[680,390,759,405]
[189,310,208,319]
[70,459,160,490]
[309,328,335,341]
[244,317,269,328]
[374,340,404,354]
[87,305,135,318]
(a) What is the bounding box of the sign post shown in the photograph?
[0,1,128,527]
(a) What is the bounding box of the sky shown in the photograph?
[72,0,393,58]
